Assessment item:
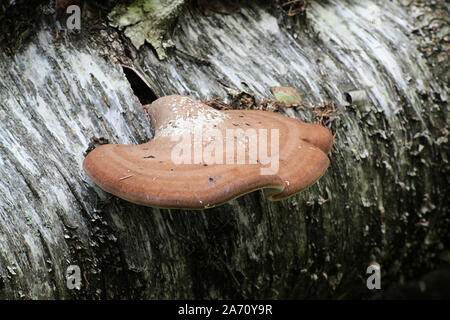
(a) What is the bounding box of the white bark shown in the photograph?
[0,0,448,299]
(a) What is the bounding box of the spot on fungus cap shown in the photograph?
[83,95,333,209]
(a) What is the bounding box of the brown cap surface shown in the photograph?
[83,95,333,209]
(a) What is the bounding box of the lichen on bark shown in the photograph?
[107,0,185,59]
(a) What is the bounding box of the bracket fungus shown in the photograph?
[83,94,333,209]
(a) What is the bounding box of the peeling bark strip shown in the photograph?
[0,0,449,299]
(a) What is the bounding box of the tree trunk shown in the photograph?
[0,0,448,299]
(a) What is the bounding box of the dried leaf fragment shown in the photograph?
[270,86,302,107]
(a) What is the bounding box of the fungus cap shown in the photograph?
[83,95,333,209]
